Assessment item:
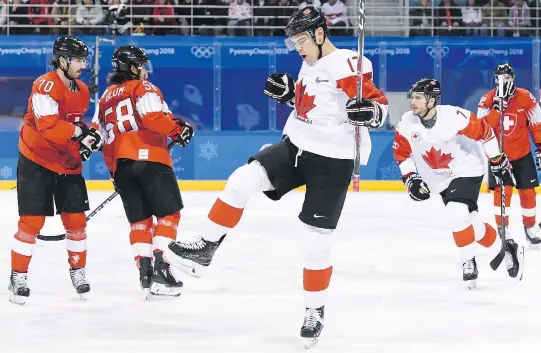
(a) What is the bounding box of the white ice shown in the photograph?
[1,190,541,353]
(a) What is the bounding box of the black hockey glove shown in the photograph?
[489,153,512,184]
[535,149,541,171]
[492,96,509,112]
[346,98,383,128]
[171,118,194,147]
[264,73,295,107]
[403,173,430,201]
[72,121,103,161]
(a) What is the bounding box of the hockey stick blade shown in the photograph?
[36,141,177,241]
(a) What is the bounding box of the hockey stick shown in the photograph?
[489,75,507,270]
[37,140,177,241]
[352,0,366,192]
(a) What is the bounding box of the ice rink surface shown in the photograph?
[1,190,541,353]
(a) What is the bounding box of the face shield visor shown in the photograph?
[284,32,312,52]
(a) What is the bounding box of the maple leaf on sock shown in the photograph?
[295,79,316,119]
[422,147,453,169]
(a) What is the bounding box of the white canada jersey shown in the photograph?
[393,105,500,194]
[283,49,388,162]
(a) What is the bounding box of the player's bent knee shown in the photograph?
[446,202,471,232]
[302,224,333,270]
[61,213,87,240]
[221,162,273,207]
[18,215,46,235]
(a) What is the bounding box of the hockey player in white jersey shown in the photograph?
[393,78,524,288]
[164,6,388,348]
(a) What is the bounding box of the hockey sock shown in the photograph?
[447,202,476,262]
[303,225,333,309]
[11,215,44,272]
[153,211,180,253]
[469,211,498,248]
[61,212,87,269]
[203,161,272,242]
[130,217,153,267]
[518,188,536,227]
[494,185,512,227]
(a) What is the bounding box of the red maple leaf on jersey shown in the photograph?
[295,79,316,119]
[422,147,453,169]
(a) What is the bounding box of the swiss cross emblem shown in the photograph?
[503,114,517,136]
[411,132,420,140]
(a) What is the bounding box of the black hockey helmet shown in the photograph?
[112,45,152,80]
[53,36,88,59]
[494,63,515,98]
[408,78,441,104]
[494,63,515,78]
[285,6,327,58]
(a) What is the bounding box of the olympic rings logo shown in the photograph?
[191,46,215,59]
[426,46,449,59]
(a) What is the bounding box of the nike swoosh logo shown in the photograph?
[314,214,326,218]
[315,77,329,83]
[518,109,525,112]
[450,189,456,193]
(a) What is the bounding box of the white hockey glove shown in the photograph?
[264,73,295,107]
[346,98,383,128]
[492,96,509,112]
[403,173,430,201]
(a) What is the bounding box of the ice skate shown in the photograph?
[138,257,153,300]
[8,270,30,305]
[524,224,541,249]
[301,306,324,349]
[164,235,225,278]
[150,252,183,297]
[69,268,90,300]
[504,239,524,281]
[462,257,478,289]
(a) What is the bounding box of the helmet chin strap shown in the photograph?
[317,35,326,60]
[60,57,76,81]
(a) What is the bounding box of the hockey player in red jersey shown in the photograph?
[9,36,103,304]
[394,78,524,288]
[164,6,387,348]
[477,63,541,247]
[93,45,193,298]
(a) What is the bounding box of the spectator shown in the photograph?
[482,0,507,36]
[253,0,274,36]
[271,0,295,36]
[409,0,433,36]
[437,0,462,36]
[8,0,31,34]
[193,0,226,35]
[172,0,192,35]
[152,0,177,35]
[462,0,483,36]
[0,0,8,33]
[508,0,530,37]
[76,0,105,34]
[51,0,77,35]
[28,0,53,33]
[103,0,131,35]
[131,0,154,34]
[320,0,348,36]
[227,0,252,36]
[298,0,320,9]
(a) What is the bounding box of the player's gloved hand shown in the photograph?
[346,98,383,128]
[492,96,509,112]
[264,73,295,107]
[535,149,541,171]
[403,173,430,201]
[72,121,103,160]
[489,152,512,184]
[171,118,194,147]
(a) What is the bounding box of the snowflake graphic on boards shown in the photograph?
[199,140,218,162]
[172,155,184,173]
[0,165,13,179]
[94,162,108,175]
